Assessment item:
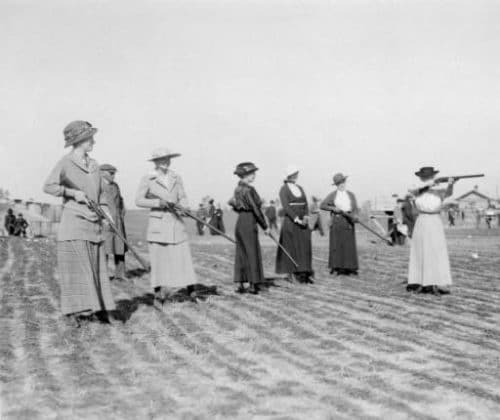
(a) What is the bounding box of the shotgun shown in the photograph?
[414,174,484,194]
[61,175,150,271]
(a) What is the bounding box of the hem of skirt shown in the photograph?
[62,304,116,316]
[148,239,189,245]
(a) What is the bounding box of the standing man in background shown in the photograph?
[100,163,128,281]
[4,209,16,236]
[195,203,207,235]
[14,213,29,237]
[265,200,278,232]
[309,196,324,236]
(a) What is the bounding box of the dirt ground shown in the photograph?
[1,225,500,419]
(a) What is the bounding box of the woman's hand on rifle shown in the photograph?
[74,190,89,205]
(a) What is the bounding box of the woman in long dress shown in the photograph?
[229,162,270,295]
[275,166,314,283]
[320,173,360,275]
[407,166,455,294]
[43,120,116,325]
[135,148,197,302]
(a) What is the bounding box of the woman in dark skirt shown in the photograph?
[229,162,270,294]
[320,173,359,275]
[275,166,314,283]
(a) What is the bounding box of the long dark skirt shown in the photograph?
[209,216,225,235]
[276,217,313,276]
[328,215,358,271]
[234,212,265,285]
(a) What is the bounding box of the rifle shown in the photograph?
[61,175,150,271]
[414,174,484,194]
[171,203,237,244]
[327,206,393,246]
[268,232,299,268]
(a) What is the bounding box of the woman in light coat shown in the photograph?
[43,120,115,325]
[135,148,197,302]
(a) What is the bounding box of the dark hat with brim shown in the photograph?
[99,163,117,173]
[415,166,439,177]
[64,120,97,148]
[234,162,258,177]
[333,173,348,186]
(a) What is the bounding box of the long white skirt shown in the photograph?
[148,241,197,289]
[408,214,452,286]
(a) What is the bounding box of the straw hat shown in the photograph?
[333,173,348,186]
[63,121,97,148]
[148,148,181,161]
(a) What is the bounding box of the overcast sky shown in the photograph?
[1,0,499,208]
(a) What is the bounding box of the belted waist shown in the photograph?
[418,210,441,215]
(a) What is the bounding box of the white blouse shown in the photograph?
[414,191,443,213]
[287,182,302,198]
[334,190,352,212]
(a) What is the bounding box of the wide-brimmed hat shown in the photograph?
[284,164,299,180]
[333,173,348,186]
[148,148,181,161]
[99,163,117,173]
[415,166,439,178]
[234,162,258,177]
[63,120,97,148]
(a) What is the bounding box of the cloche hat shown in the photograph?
[63,120,97,148]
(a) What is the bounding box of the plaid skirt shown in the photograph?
[57,240,116,315]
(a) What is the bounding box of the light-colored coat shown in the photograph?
[135,170,189,244]
[43,153,107,242]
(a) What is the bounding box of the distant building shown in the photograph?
[454,186,494,212]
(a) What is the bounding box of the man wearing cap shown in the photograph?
[320,173,360,276]
[43,120,115,325]
[100,163,127,281]
[135,148,197,302]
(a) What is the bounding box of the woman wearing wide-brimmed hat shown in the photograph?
[135,148,197,302]
[320,173,359,275]
[275,165,314,283]
[43,120,116,325]
[407,166,455,294]
[229,162,270,294]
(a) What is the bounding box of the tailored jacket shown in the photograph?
[43,153,108,242]
[135,170,189,244]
